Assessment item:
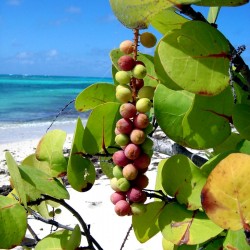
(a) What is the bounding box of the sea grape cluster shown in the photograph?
[110,32,157,216]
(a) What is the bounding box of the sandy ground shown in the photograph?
[0,133,167,250]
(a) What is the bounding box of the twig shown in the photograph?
[42,195,98,250]
[28,208,103,250]
[120,224,133,250]
[27,223,39,243]
[46,98,75,132]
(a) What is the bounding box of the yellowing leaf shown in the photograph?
[109,0,200,29]
[201,153,250,231]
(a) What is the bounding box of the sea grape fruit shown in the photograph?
[136,98,152,113]
[133,113,149,129]
[116,118,133,134]
[133,174,149,189]
[110,177,120,192]
[127,187,145,203]
[130,203,147,216]
[124,143,141,160]
[119,40,134,54]
[130,129,146,145]
[112,150,130,167]
[110,191,126,205]
[113,165,124,179]
[133,153,151,169]
[132,64,147,79]
[116,85,132,103]
[118,55,136,71]
[115,133,130,146]
[114,127,121,135]
[119,103,137,119]
[134,78,144,90]
[117,177,131,192]
[138,86,155,100]
[114,200,131,216]
[140,32,157,48]
[115,70,131,85]
[122,163,138,181]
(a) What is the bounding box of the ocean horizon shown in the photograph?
[0,74,113,143]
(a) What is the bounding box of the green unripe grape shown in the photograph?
[115,71,131,85]
[132,64,147,79]
[116,85,132,103]
[138,86,155,100]
[117,177,131,192]
[136,98,152,113]
[130,203,147,215]
[113,165,123,179]
[110,177,120,192]
[140,32,157,48]
[119,40,134,54]
[115,133,130,146]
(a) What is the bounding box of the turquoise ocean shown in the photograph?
[0,74,113,143]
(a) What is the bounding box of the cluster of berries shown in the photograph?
[110,32,157,216]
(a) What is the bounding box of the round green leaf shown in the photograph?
[161,154,207,210]
[36,129,68,177]
[132,201,165,243]
[232,104,250,140]
[68,118,95,192]
[109,0,199,29]
[201,153,250,231]
[159,203,223,245]
[156,21,231,95]
[237,139,250,155]
[182,86,233,149]
[19,165,69,200]
[195,0,249,6]
[223,229,250,250]
[35,229,74,250]
[83,102,121,154]
[5,152,27,207]
[213,132,243,155]
[154,84,194,145]
[151,8,188,35]
[0,196,27,249]
[75,83,117,112]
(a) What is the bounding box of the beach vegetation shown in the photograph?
[1,0,250,249]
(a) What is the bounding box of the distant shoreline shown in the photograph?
[0,117,87,144]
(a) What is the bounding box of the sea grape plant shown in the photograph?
[1,0,250,249]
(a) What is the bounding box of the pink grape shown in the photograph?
[124,143,141,160]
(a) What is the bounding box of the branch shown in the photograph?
[150,136,208,167]
[28,208,103,250]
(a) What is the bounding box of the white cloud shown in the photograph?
[47,49,58,58]
[7,0,21,6]
[66,6,81,14]
[15,51,34,64]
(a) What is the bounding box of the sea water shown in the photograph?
[0,74,113,143]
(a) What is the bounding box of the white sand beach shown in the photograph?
[0,128,167,250]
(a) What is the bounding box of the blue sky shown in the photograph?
[0,0,249,77]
